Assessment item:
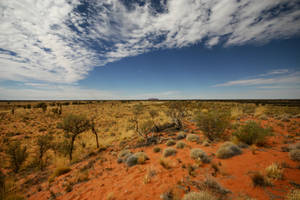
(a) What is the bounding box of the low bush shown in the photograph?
[166,139,176,146]
[233,121,272,146]
[159,158,172,169]
[186,134,200,142]
[6,141,28,173]
[176,132,186,140]
[190,148,210,163]
[195,111,230,141]
[125,152,149,167]
[163,147,177,157]
[216,142,242,159]
[176,141,185,149]
[125,155,138,167]
[251,172,271,187]
[289,149,300,162]
[153,146,161,153]
[182,191,216,200]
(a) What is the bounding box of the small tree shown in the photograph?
[149,110,159,131]
[195,111,230,141]
[135,120,154,143]
[60,114,90,161]
[165,102,185,130]
[6,141,28,173]
[90,117,99,148]
[37,134,53,170]
[36,102,47,112]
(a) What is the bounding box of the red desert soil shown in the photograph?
[27,119,300,200]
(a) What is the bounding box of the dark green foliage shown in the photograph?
[6,141,28,173]
[60,114,90,160]
[195,111,230,141]
[233,121,272,146]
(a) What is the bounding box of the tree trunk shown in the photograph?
[69,136,76,161]
[92,127,99,148]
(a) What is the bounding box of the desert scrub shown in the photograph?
[233,121,272,146]
[289,149,300,162]
[163,147,177,157]
[195,110,230,141]
[176,132,186,140]
[186,134,200,142]
[166,139,176,146]
[159,158,172,169]
[190,148,210,163]
[286,189,300,200]
[153,146,161,153]
[251,172,271,187]
[117,149,132,163]
[182,191,216,200]
[6,141,28,173]
[265,163,283,180]
[125,152,149,167]
[176,141,185,149]
[216,142,242,159]
[49,167,71,182]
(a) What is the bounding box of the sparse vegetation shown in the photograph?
[36,134,53,170]
[233,121,272,146]
[176,141,185,149]
[265,163,283,180]
[289,149,300,162]
[153,146,161,153]
[49,167,71,182]
[6,141,28,173]
[251,171,271,187]
[166,139,176,146]
[190,148,210,163]
[285,189,300,200]
[182,191,216,200]
[216,142,242,159]
[159,158,172,169]
[163,147,177,157]
[186,134,200,142]
[195,111,230,141]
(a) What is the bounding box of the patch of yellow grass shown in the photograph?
[254,106,266,117]
[265,163,283,180]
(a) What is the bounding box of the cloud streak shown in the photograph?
[214,70,300,87]
[1,0,300,84]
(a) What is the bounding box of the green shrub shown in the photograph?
[163,147,177,157]
[125,152,149,167]
[216,142,242,159]
[289,149,300,162]
[166,139,176,146]
[195,111,230,141]
[186,134,200,142]
[233,121,272,146]
[60,114,90,160]
[153,146,161,153]
[176,141,185,149]
[190,148,210,163]
[182,191,216,200]
[6,141,28,173]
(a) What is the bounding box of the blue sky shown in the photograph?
[0,0,300,99]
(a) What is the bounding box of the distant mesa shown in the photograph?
[148,98,159,101]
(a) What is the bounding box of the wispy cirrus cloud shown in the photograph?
[1,0,300,85]
[213,70,300,87]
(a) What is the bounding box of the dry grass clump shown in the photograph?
[153,146,161,153]
[176,132,186,140]
[186,134,200,142]
[289,149,300,162]
[163,147,177,157]
[250,171,271,187]
[285,189,300,200]
[176,141,186,149]
[49,167,71,182]
[265,163,283,180]
[182,191,216,200]
[166,139,176,146]
[216,142,242,159]
[190,148,210,163]
[202,176,230,195]
[117,149,132,163]
[125,152,149,167]
[159,158,172,169]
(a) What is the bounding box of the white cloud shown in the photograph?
[214,70,300,87]
[0,0,300,85]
